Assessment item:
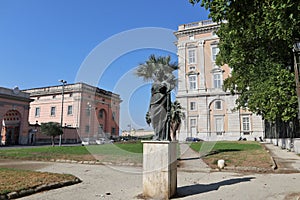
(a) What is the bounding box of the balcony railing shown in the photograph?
[178,20,215,30]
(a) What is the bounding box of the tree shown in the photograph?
[170,100,185,141]
[41,122,63,146]
[189,0,300,123]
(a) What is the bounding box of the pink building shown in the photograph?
[24,82,121,144]
[0,87,32,145]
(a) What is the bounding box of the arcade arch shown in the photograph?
[1,110,22,145]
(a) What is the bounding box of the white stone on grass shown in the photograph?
[217,159,225,169]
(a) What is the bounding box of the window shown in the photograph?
[190,118,197,135]
[190,102,196,111]
[86,107,91,116]
[188,49,196,64]
[189,66,196,71]
[98,109,104,118]
[215,101,222,110]
[98,124,104,134]
[85,125,90,133]
[213,73,222,88]
[35,107,40,117]
[212,47,219,62]
[50,107,56,116]
[190,118,196,126]
[242,116,250,133]
[189,75,197,90]
[112,112,116,120]
[67,105,73,115]
[215,117,224,135]
[111,127,116,135]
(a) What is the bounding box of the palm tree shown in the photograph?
[135,54,178,86]
[170,100,185,141]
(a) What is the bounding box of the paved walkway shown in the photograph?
[263,143,300,172]
[177,143,210,172]
[2,142,299,200]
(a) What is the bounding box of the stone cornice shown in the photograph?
[23,82,122,102]
[174,25,219,38]
[176,91,233,98]
[0,93,32,103]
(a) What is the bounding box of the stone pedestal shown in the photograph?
[142,141,177,199]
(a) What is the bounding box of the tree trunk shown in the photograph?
[52,136,55,147]
[170,122,180,141]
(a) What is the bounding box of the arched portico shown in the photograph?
[97,108,108,137]
[1,110,22,145]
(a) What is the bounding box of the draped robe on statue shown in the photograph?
[149,80,171,141]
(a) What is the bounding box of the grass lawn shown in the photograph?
[189,141,273,169]
[0,141,143,164]
[0,168,78,196]
[86,141,143,164]
[0,145,93,161]
[0,141,274,169]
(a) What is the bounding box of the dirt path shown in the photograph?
[0,159,51,170]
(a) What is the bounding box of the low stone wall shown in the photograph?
[265,138,300,154]
[28,125,80,145]
[294,139,300,154]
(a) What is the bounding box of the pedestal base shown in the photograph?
[142,141,177,199]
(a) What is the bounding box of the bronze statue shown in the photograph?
[146,69,173,141]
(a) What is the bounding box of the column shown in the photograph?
[198,40,206,91]
[177,43,186,94]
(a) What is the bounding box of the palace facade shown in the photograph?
[174,20,264,141]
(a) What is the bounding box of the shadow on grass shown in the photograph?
[173,177,255,198]
[177,157,200,161]
[178,149,242,161]
[201,149,241,157]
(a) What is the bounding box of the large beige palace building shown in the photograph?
[175,20,264,141]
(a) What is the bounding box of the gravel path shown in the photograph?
[14,161,300,200]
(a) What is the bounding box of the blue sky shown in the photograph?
[0,0,209,131]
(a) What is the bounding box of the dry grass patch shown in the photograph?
[190,141,273,169]
[202,149,273,169]
[0,168,78,195]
